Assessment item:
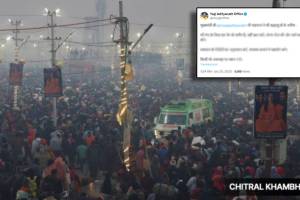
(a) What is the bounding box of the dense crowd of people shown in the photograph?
[0,64,300,200]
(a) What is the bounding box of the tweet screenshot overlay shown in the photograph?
[197,8,300,78]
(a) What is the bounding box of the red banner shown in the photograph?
[9,63,24,86]
[44,68,63,97]
[254,85,288,139]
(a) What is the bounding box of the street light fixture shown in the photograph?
[8,19,21,26]
[55,8,61,16]
[44,8,61,16]
[55,8,61,14]
[6,35,12,41]
[175,32,183,38]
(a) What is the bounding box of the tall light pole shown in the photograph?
[115,1,153,171]
[44,8,61,127]
[9,19,23,109]
[9,19,22,62]
[259,0,289,178]
[44,8,61,66]
[297,80,300,103]
[175,32,184,86]
[115,0,132,170]
[263,0,286,178]
[110,34,117,78]
[116,1,129,126]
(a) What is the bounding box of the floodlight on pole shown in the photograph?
[175,32,183,38]
[55,8,61,14]
[6,35,12,41]
[55,8,61,16]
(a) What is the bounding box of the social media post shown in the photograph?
[197,8,300,78]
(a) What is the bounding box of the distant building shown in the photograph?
[83,17,99,45]
[95,0,107,43]
[81,0,107,57]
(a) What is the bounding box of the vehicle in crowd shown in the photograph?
[153,98,214,138]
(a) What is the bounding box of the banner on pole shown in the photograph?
[9,63,24,86]
[254,85,288,139]
[44,68,63,97]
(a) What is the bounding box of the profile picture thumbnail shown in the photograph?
[200,12,209,20]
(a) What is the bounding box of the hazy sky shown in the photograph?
[0,0,299,43]
[0,0,299,24]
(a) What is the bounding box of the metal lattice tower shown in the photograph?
[272,0,282,7]
[96,0,106,43]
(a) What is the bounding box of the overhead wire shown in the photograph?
[61,23,113,29]
[0,18,117,32]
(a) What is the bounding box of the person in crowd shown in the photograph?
[40,169,64,199]
[16,180,30,200]
[86,140,100,178]
[63,133,76,166]
[50,132,62,154]
[76,141,88,174]
[0,66,299,200]
[101,172,113,196]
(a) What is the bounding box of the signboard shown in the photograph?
[44,68,63,97]
[9,63,24,86]
[176,58,184,70]
[254,85,288,139]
